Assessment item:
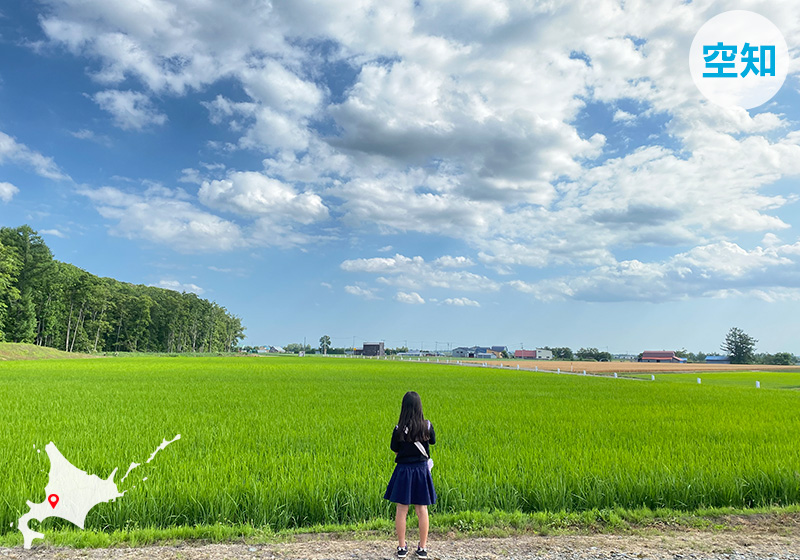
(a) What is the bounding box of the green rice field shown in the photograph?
[2,355,800,538]
[627,370,800,390]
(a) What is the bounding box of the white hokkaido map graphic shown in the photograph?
[17,435,180,549]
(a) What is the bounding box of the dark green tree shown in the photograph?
[546,346,574,360]
[319,335,331,355]
[0,226,53,343]
[576,347,612,361]
[0,240,22,340]
[721,327,757,364]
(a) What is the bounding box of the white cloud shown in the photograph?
[612,109,635,123]
[198,171,328,224]
[157,279,205,295]
[70,129,94,139]
[80,180,329,251]
[434,256,474,268]
[509,240,800,303]
[395,291,425,304]
[40,0,289,94]
[93,90,167,130]
[39,229,66,238]
[344,285,380,300]
[442,297,480,307]
[35,0,800,305]
[0,182,19,202]
[79,186,244,252]
[0,131,68,180]
[239,59,322,117]
[70,128,112,145]
[341,253,499,291]
[179,168,203,184]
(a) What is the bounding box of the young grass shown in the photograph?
[2,356,799,541]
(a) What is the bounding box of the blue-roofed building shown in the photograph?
[705,355,731,364]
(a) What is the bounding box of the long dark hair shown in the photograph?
[397,391,430,442]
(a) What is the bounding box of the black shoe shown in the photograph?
[415,546,428,558]
[397,546,408,558]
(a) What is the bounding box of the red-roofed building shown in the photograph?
[514,349,553,359]
[639,351,687,363]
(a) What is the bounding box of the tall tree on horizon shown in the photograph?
[721,327,757,364]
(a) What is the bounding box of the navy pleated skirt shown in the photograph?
[384,461,437,505]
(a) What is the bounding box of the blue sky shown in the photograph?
[1,0,799,354]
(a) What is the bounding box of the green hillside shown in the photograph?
[0,342,93,360]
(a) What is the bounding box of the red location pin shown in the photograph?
[47,494,59,509]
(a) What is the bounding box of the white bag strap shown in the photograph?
[413,420,432,458]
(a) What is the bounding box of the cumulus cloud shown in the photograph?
[198,171,328,224]
[341,253,499,291]
[612,109,635,123]
[40,0,289,94]
[395,291,425,304]
[39,229,66,238]
[509,240,800,303]
[157,279,205,295]
[93,90,167,130]
[0,132,68,180]
[80,180,330,251]
[442,297,480,307]
[0,182,19,202]
[344,285,380,300]
[79,186,244,252]
[34,0,800,303]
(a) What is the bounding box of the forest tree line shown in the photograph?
[0,225,245,353]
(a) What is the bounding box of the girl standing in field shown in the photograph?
[384,391,436,559]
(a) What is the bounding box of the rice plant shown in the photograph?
[1,356,799,535]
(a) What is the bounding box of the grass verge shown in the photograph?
[3,505,800,549]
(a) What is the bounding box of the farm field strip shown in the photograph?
[320,354,800,376]
[627,370,800,390]
[2,356,800,537]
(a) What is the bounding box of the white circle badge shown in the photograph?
[689,10,788,109]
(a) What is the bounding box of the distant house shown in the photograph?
[640,351,686,363]
[705,355,731,364]
[269,346,285,353]
[613,354,637,361]
[513,348,553,360]
[452,346,476,358]
[363,342,385,357]
[476,352,496,359]
[452,346,499,358]
[491,346,508,354]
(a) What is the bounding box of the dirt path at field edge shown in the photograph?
[4,518,800,560]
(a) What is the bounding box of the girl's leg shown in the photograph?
[413,505,429,548]
[395,504,409,547]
